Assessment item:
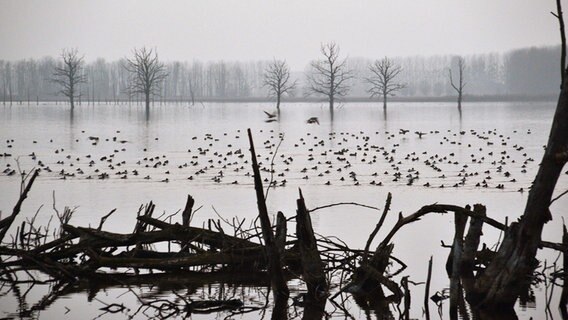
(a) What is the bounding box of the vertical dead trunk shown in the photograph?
[469,3,568,307]
[0,170,39,242]
[275,211,287,255]
[181,195,195,228]
[92,81,95,106]
[145,90,150,120]
[461,204,485,295]
[247,128,289,300]
[9,79,12,106]
[69,79,75,110]
[447,211,468,319]
[556,0,567,87]
[424,256,433,320]
[560,225,568,316]
[471,72,568,308]
[296,189,327,299]
[401,276,410,320]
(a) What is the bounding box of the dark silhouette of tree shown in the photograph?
[470,0,568,311]
[124,47,168,115]
[51,49,86,110]
[553,0,566,88]
[449,56,466,111]
[365,57,406,110]
[1,61,13,105]
[263,59,296,111]
[306,42,352,113]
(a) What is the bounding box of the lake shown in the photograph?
[0,101,566,319]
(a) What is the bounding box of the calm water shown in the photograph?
[0,101,567,319]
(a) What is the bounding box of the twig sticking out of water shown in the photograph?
[0,169,40,242]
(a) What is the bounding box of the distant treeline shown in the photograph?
[0,45,560,104]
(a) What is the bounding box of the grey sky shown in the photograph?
[0,0,561,69]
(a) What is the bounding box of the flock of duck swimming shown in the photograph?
[0,116,543,194]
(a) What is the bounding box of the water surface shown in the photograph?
[0,101,566,319]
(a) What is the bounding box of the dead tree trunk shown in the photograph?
[560,224,568,316]
[471,66,568,308]
[461,204,485,296]
[468,2,568,309]
[470,53,568,310]
[296,189,327,299]
[247,128,289,299]
[182,195,195,228]
[0,170,40,242]
[424,256,433,320]
[275,211,287,255]
[447,211,468,319]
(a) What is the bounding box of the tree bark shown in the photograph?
[247,128,289,298]
[296,190,327,299]
[560,224,568,316]
[448,212,468,319]
[0,169,40,242]
[145,91,150,116]
[471,72,568,309]
[424,256,433,320]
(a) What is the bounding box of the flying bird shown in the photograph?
[264,111,277,118]
[307,117,320,125]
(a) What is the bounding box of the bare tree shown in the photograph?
[306,42,352,113]
[124,47,168,114]
[449,56,466,111]
[365,57,406,110]
[263,59,296,111]
[51,49,86,110]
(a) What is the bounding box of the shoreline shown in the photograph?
[1,94,558,105]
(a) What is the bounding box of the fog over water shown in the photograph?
[0,101,566,318]
[0,1,567,319]
[0,0,560,69]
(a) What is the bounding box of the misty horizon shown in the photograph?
[0,0,561,70]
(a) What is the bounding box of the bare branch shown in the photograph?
[365,57,406,108]
[123,47,168,109]
[50,49,86,109]
[553,0,567,87]
[263,59,296,109]
[305,42,353,109]
[448,56,466,109]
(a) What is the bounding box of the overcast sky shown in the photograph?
[0,0,561,69]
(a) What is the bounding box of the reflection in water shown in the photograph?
[353,292,393,320]
[0,101,564,320]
